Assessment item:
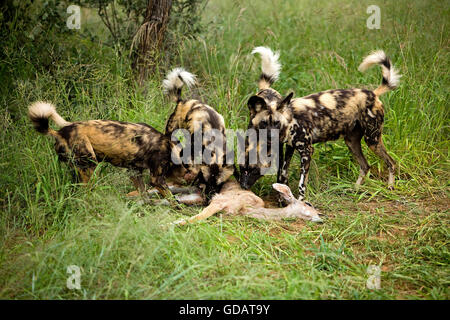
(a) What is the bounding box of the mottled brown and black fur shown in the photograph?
[163,68,235,199]
[240,49,401,201]
[28,102,182,198]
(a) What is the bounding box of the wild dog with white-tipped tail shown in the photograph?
[28,101,183,198]
[163,68,235,200]
[239,48,401,200]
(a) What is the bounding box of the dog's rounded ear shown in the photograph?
[248,95,267,117]
[277,92,294,110]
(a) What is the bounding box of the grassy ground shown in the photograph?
[0,0,449,299]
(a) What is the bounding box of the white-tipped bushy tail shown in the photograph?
[252,46,281,90]
[358,50,401,95]
[163,68,196,102]
[28,101,70,135]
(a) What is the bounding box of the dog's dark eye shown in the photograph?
[274,120,281,127]
[259,120,267,128]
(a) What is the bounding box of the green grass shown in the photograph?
[0,0,449,299]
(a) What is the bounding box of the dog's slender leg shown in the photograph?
[149,175,175,201]
[276,141,285,183]
[345,130,370,186]
[77,168,90,183]
[277,145,295,205]
[76,167,94,183]
[130,171,146,195]
[367,138,396,189]
[278,145,295,184]
[296,144,313,201]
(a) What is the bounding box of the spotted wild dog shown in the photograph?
[28,101,183,199]
[163,68,235,199]
[239,48,401,201]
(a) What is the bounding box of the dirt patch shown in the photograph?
[320,192,449,218]
[225,234,240,243]
[415,196,450,214]
[357,201,409,215]
[267,220,308,236]
[357,197,449,216]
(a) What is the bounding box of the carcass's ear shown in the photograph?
[277,92,294,110]
[248,95,267,117]
[272,183,294,203]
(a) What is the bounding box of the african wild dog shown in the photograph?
[163,68,235,199]
[239,48,401,201]
[28,102,183,198]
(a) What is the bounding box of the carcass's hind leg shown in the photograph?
[174,202,225,226]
